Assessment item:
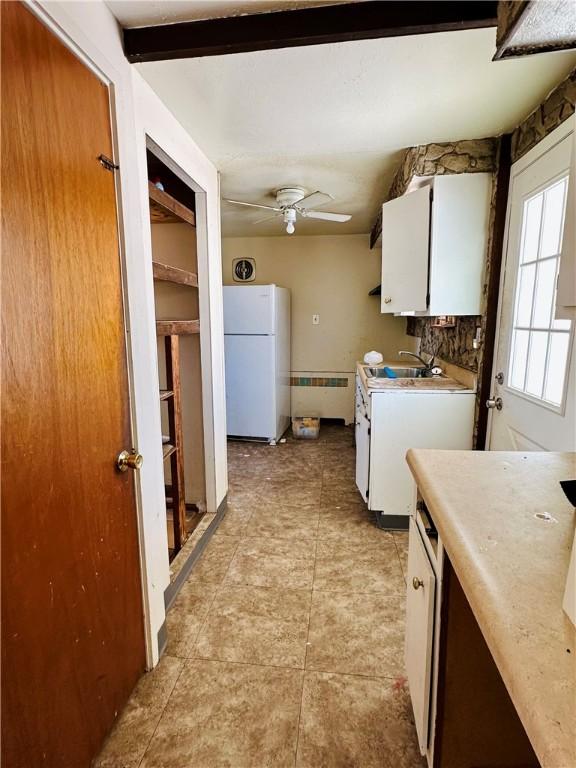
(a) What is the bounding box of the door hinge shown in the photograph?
[366,489,369,499]
[368,427,371,436]
[98,154,119,172]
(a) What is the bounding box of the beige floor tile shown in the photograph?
[321,486,365,508]
[322,465,356,482]
[317,507,385,547]
[94,654,183,768]
[259,479,322,507]
[296,671,426,768]
[306,591,405,678]
[165,580,219,658]
[213,509,252,537]
[393,531,409,583]
[195,585,311,668]
[187,535,240,584]
[225,537,316,589]
[140,660,303,768]
[248,505,320,540]
[314,538,405,594]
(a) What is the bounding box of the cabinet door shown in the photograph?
[381,186,430,313]
[355,401,370,503]
[405,517,436,755]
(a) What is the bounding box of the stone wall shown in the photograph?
[371,137,499,375]
[405,316,481,371]
[370,138,498,246]
[511,67,576,162]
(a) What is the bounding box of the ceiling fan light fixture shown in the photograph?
[224,186,352,235]
[283,207,297,235]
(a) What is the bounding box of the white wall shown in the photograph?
[222,234,416,421]
[33,0,228,666]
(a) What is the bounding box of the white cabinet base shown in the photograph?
[367,391,475,518]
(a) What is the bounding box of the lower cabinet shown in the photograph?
[354,382,475,522]
[405,516,436,755]
[405,501,540,768]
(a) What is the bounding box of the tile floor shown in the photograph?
[95,424,425,768]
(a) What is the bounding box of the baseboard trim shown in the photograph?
[156,620,168,658]
[163,495,228,612]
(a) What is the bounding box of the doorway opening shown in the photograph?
[145,147,206,561]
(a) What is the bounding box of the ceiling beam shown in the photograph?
[123,1,498,63]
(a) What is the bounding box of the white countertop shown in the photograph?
[407,449,576,768]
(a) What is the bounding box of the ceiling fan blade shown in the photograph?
[295,191,333,210]
[302,210,352,222]
[223,199,281,211]
[253,213,283,224]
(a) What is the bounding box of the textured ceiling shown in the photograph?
[108,3,576,238]
[106,0,352,27]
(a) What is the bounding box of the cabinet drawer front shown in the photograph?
[405,517,436,755]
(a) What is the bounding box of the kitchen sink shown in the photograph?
[364,366,434,379]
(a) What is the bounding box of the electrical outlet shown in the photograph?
[312,314,320,325]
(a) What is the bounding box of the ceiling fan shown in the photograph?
[223,187,352,234]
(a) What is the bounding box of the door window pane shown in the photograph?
[540,180,567,259]
[532,258,557,328]
[515,263,536,326]
[521,193,543,263]
[525,331,548,397]
[544,333,570,406]
[507,174,571,408]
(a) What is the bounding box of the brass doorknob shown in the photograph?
[412,577,424,590]
[116,450,143,472]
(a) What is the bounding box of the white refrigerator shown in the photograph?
[223,284,291,443]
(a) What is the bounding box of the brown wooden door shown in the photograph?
[1,4,146,766]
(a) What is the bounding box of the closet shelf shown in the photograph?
[156,319,200,336]
[162,444,177,460]
[153,261,198,288]
[148,181,196,226]
[159,389,174,401]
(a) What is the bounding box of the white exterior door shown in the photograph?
[489,120,575,451]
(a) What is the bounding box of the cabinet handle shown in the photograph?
[383,296,392,304]
[412,577,424,590]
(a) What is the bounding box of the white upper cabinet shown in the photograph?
[380,186,431,314]
[381,173,491,316]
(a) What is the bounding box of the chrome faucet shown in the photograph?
[399,350,435,371]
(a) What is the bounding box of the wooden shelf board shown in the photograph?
[162,443,177,460]
[159,389,174,401]
[149,181,196,226]
[152,260,198,288]
[156,319,200,336]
